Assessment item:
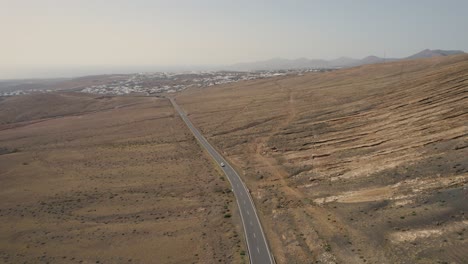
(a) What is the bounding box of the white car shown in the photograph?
[220,162,225,167]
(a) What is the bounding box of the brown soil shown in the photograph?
[0,93,245,263]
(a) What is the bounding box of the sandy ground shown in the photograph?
[177,54,468,263]
[0,94,246,263]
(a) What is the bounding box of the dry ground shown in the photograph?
[0,93,245,263]
[177,54,468,263]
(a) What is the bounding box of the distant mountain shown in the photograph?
[225,49,465,71]
[359,55,384,65]
[405,49,465,60]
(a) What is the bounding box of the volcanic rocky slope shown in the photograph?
[177,54,468,263]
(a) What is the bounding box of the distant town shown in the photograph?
[0,69,332,97]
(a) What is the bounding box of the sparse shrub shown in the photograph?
[224,213,231,218]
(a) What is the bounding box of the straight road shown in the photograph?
[170,98,274,264]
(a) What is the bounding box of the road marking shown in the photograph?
[171,99,273,264]
[253,232,256,238]
[246,210,250,215]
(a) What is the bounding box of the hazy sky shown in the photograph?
[1,0,467,79]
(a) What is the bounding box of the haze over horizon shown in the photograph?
[1,0,468,79]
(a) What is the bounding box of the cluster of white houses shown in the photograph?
[78,71,296,95]
[1,69,329,97]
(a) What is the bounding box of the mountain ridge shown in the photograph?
[226,49,465,71]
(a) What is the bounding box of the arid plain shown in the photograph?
[0,54,466,264]
[177,54,468,263]
[0,94,245,263]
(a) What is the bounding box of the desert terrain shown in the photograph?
[0,54,466,264]
[0,93,245,263]
[177,54,468,263]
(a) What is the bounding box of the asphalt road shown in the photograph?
[170,98,274,264]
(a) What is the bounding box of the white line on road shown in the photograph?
[246,210,250,215]
[253,233,256,238]
[170,99,273,264]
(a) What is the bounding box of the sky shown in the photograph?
[1,0,467,79]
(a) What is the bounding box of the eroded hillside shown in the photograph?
[177,54,468,263]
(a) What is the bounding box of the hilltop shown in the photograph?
[406,49,465,59]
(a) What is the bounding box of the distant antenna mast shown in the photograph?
[384,51,386,63]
